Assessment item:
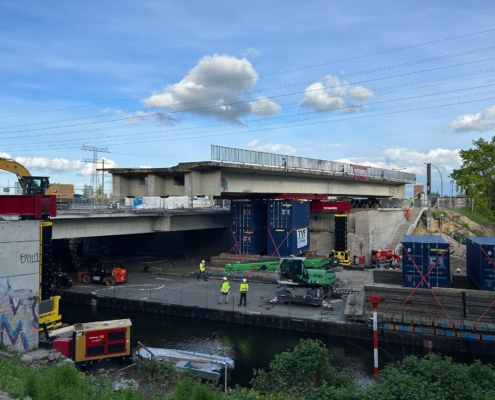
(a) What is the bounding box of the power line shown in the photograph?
[5,95,495,153]
[2,46,495,133]
[1,28,495,120]
[2,82,495,151]
[2,55,495,136]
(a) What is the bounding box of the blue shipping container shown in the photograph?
[466,237,495,291]
[229,227,267,255]
[402,235,451,288]
[230,200,267,228]
[267,227,310,257]
[267,200,310,229]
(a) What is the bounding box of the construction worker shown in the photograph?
[239,278,249,306]
[197,260,207,281]
[456,268,462,274]
[219,277,230,304]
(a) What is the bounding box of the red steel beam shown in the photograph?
[0,195,57,218]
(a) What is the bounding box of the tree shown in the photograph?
[450,136,495,215]
[363,353,495,400]
[250,339,359,400]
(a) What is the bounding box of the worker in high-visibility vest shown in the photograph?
[197,260,207,281]
[238,278,249,306]
[219,277,230,304]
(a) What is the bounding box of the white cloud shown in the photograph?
[243,47,262,57]
[0,152,12,159]
[143,54,281,124]
[115,110,177,126]
[246,140,296,154]
[341,148,461,176]
[79,158,117,176]
[450,105,495,133]
[250,96,282,117]
[299,75,374,113]
[14,156,87,173]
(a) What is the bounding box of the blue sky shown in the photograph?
[1,1,495,197]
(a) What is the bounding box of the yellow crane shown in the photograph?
[0,157,74,209]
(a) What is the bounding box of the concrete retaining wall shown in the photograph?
[54,290,492,355]
[0,220,39,292]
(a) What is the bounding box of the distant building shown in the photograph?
[414,184,424,198]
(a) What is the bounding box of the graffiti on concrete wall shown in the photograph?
[0,278,38,352]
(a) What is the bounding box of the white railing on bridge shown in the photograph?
[211,145,415,182]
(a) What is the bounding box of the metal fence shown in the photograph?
[211,145,416,182]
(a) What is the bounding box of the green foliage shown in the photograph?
[166,376,222,400]
[0,357,147,400]
[250,339,359,400]
[456,206,495,225]
[363,353,495,400]
[451,136,495,214]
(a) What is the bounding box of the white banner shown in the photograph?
[297,228,308,248]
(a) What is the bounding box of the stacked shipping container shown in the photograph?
[267,200,310,257]
[229,201,267,255]
[402,235,451,288]
[466,237,495,291]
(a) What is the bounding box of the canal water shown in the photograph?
[60,303,492,388]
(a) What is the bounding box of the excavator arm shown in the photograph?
[0,156,50,194]
[0,157,32,181]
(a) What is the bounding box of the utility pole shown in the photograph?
[101,159,105,199]
[426,163,431,231]
[82,145,108,200]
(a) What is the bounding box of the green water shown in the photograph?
[60,303,491,388]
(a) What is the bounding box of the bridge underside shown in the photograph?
[109,162,413,199]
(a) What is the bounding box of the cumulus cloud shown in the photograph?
[246,140,296,154]
[450,105,495,133]
[299,75,374,113]
[14,156,87,173]
[143,54,281,124]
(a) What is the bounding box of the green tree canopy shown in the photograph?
[364,353,495,400]
[450,136,495,214]
[250,339,358,400]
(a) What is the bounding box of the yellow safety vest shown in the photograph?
[221,281,230,294]
[240,283,249,293]
[199,263,205,272]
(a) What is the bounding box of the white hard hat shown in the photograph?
[223,277,227,280]
[202,260,205,263]
[243,278,247,282]
[456,268,461,272]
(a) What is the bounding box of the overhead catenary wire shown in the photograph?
[1,27,495,120]
[4,94,495,153]
[2,55,495,137]
[2,83,495,151]
[2,45,495,134]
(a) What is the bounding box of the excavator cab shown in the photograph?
[21,176,51,195]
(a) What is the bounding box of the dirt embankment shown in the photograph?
[412,209,495,273]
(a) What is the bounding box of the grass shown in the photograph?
[456,207,495,225]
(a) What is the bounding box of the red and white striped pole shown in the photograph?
[369,295,381,383]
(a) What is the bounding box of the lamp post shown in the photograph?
[424,163,443,208]
[450,180,455,209]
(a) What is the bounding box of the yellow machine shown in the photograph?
[39,221,63,331]
[49,319,133,367]
[0,157,74,209]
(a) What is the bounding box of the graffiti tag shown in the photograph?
[20,253,39,264]
[1,314,29,350]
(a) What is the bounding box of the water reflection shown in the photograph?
[60,303,494,388]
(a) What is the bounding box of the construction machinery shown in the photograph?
[44,319,133,369]
[225,257,334,275]
[77,260,127,286]
[274,256,338,306]
[0,157,74,209]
